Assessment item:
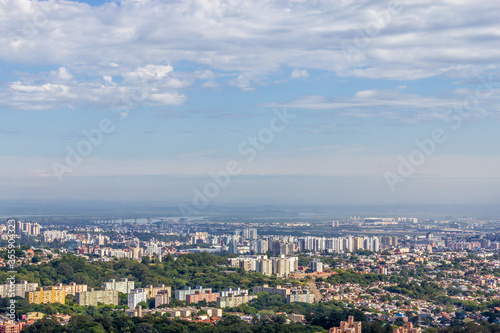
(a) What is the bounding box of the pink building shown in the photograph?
[186,290,220,304]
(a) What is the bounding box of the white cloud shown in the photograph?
[229,73,256,91]
[148,91,186,105]
[0,0,499,109]
[265,86,500,122]
[202,80,219,88]
[103,76,114,85]
[54,67,73,80]
[291,69,309,79]
[0,0,499,80]
[135,65,173,80]
[0,64,187,110]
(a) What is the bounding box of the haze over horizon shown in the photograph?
[1,0,500,208]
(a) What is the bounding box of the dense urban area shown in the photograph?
[1,215,500,333]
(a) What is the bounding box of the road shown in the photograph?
[307,277,322,301]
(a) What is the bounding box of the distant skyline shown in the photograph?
[1,0,500,207]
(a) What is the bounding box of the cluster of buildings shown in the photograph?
[235,228,258,240]
[252,284,315,304]
[96,246,145,260]
[28,219,500,266]
[42,230,68,243]
[0,280,39,298]
[4,218,500,331]
[0,278,172,311]
[40,229,178,261]
[227,255,299,277]
[72,239,176,260]
[13,221,41,236]
[74,278,136,307]
[298,236,383,253]
[174,286,257,308]
[0,221,41,239]
[125,305,223,322]
[0,322,30,333]
[170,284,315,308]
[42,230,116,245]
[125,284,171,309]
[224,234,395,255]
[448,241,483,251]
[1,313,73,332]
[226,235,391,255]
[311,249,500,326]
[217,289,257,308]
[0,281,87,305]
[0,247,56,268]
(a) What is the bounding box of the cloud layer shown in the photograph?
[1,0,500,110]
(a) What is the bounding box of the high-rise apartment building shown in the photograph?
[155,290,170,308]
[54,282,88,296]
[0,280,38,298]
[128,288,147,309]
[76,289,118,306]
[102,278,135,294]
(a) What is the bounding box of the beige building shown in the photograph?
[155,290,170,308]
[217,294,257,308]
[240,259,255,271]
[154,306,221,318]
[354,237,364,251]
[0,280,38,298]
[145,284,171,299]
[272,257,290,277]
[158,307,194,317]
[204,307,223,317]
[76,288,119,306]
[329,316,362,333]
[252,284,290,298]
[54,282,88,296]
[131,246,143,260]
[102,278,134,294]
[27,287,65,304]
[256,259,273,276]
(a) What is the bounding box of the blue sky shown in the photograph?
[1,0,500,209]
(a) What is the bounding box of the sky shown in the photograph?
[1,0,500,211]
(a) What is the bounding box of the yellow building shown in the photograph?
[26,312,45,320]
[27,287,65,304]
[145,284,171,299]
[354,237,364,251]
